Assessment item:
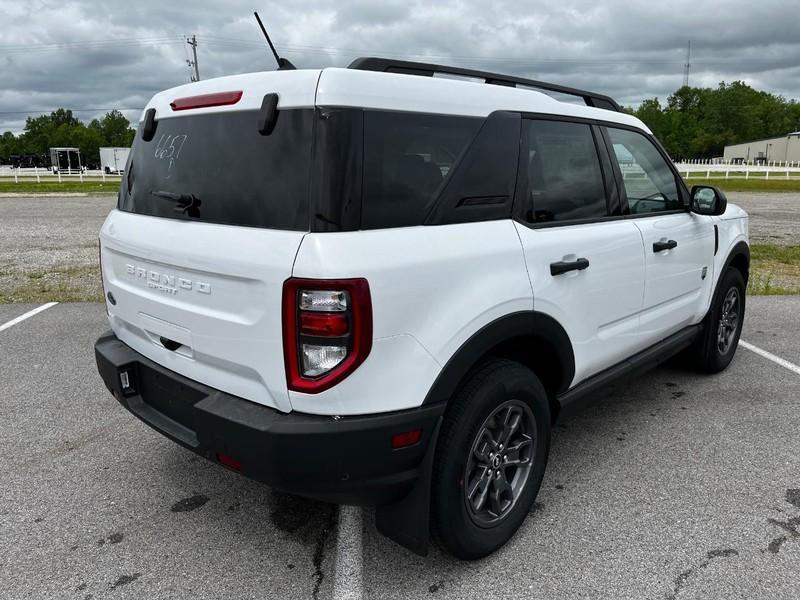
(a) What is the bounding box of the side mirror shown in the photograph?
[690,185,727,216]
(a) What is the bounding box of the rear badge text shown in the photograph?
[125,264,211,295]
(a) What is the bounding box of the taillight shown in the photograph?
[282,278,372,393]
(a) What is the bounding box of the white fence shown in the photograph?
[3,159,800,185]
[0,166,122,183]
[673,161,800,180]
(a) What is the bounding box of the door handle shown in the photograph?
[550,257,590,276]
[653,239,678,252]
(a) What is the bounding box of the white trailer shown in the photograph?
[99,147,130,174]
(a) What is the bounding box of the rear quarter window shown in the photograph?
[361,111,482,229]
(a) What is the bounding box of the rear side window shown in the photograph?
[119,109,313,230]
[361,111,482,228]
[606,127,682,214]
[524,120,607,223]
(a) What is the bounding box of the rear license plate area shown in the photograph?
[136,365,205,429]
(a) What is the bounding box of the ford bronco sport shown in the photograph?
[95,58,750,559]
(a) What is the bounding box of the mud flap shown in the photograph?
[375,416,442,556]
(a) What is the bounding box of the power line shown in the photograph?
[0,34,795,70]
[0,35,179,48]
[0,36,183,55]
[0,108,143,115]
[200,36,797,67]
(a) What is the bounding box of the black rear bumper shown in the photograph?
[94,332,443,505]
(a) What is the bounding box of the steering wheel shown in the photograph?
[629,192,665,213]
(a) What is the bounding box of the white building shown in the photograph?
[722,132,800,164]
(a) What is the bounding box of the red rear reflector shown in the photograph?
[216,453,242,471]
[391,429,422,449]
[170,91,243,111]
[299,312,349,337]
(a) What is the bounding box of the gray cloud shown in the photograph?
[1,0,798,133]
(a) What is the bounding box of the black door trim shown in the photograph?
[555,324,701,422]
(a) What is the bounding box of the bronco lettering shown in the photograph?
[124,263,211,295]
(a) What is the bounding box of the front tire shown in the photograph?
[692,267,746,373]
[432,358,550,559]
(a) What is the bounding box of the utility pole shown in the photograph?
[683,40,691,88]
[186,35,200,82]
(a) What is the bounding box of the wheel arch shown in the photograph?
[723,240,750,284]
[423,311,575,422]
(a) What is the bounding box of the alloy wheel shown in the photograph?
[717,287,740,355]
[463,400,536,527]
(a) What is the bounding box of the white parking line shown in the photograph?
[0,302,59,333]
[740,340,800,376]
[332,505,364,600]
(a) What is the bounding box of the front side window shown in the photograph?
[524,120,608,223]
[606,127,682,214]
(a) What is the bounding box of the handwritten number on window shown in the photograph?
[154,134,189,177]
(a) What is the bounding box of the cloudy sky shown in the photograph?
[1,0,798,133]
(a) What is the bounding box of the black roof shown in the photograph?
[348,57,622,112]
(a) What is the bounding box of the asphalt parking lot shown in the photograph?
[1,297,799,600]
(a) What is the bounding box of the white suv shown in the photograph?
[95,58,750,559]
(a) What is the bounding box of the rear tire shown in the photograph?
[690,267,746,373]
[432,358,550,560]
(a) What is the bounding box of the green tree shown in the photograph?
[628,81,800,159]
[97,110,134,147]
[0,131,19,161]
[10,108,136,166]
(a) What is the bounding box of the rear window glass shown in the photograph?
[361,111,482,228]
[119,109,313,230]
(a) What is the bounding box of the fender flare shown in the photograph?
[422,310,575,405]
[721,240,750,281]
[702,240,750,324]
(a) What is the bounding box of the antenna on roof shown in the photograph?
[253,11,296,70]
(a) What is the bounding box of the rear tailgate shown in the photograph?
[100,70,321,412]
[101,213,303,412]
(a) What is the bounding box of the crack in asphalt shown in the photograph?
[665,548,739,600]
[766,489,800,554]
[312,508,337,600]
[766,515,800,554]
[110,572,141,590]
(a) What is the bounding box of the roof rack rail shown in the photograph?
[347,57,622,113]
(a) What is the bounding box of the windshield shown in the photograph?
[119,109,313,230]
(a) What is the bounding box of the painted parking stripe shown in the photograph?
[740,340,800,376]
[332,505,364,600]
[0,302,59,333]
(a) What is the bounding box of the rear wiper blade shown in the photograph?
[150,190,201,216]
[151,190,193,203]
